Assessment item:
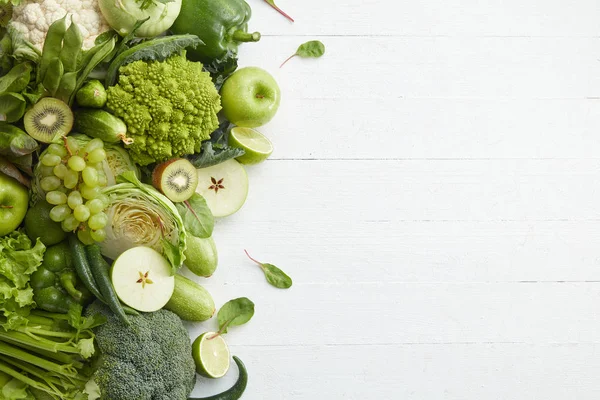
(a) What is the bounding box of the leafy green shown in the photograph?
[0,156,30,187]
[217,297,255,334]
[6,26,40,64]
[136,0,174,10]
[0,230,45,331]
[203,50,238,91]
[0,63,32,94]
[264,0,294,22]
[175,194,214,239]
[281,40,325,68]
[244,250,292,289]
[188,122,245,169]
[105,34,203,86]
[0,92,26,123]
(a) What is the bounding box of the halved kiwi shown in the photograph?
[24,98,74,143]
[0,3,12,27]
[152,158,199,202]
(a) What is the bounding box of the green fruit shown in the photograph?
[192,332,230,379]
[164,274,215,321]
[73,109,130,144]
[0,172,29,236]
[75,80,107,108]
[220,67,281,128]
[228,126,273,165]
[184,235,218,277]
[195,159,249,218]
[24,201,66,245]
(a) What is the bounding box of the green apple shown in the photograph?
[0,172,29,236]
[220,67,281,128]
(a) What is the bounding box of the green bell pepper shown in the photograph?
[171,0,261,63]
[30,242,92,313]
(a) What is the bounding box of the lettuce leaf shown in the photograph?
[0,230,45,330]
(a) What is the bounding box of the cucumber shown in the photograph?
[164,274,215,321]
[73,109,132,144]
[188,356,248,400]
[75,80,107,108]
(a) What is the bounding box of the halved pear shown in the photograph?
[195,159,249,218]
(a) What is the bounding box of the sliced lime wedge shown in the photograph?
[192,332,231,379]
[229,126,274,165]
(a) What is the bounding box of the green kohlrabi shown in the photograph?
[100,171,186,273]
[98,0,182,38]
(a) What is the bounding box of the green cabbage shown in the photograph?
[98,0,182,38]
[100,171,186,273]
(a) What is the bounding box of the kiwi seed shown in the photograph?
[152,158,199,202]
[24,98,74,143]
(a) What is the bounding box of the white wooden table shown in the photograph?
[187,1,600,398]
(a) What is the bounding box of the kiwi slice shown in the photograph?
[24,98,74,143]
[0,3,12,27]
[152,158,199,202]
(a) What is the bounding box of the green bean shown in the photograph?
[41,58,63,96]
[38,15,67,83]
[60,20,83,73]
[70,37,115,106]
[55,71,77,104]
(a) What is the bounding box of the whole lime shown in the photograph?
[25,201,66,246]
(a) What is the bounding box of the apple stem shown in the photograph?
[264,0,294,22]
[255,94,264,99]
[0,205,13,209]
[244,249,264,269]
[280,53,296,68]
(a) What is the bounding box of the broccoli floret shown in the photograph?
[106,53,221,166]
[85,301,196,400]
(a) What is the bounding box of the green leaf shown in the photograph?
[161,238,182,274]
[113,18,150,57]
[281,40,325,68]
[263,0,294,22]
[105,34,203,86]
[175,194,214,238]
[0,63,32,94]
[0,92,26,123]
[261,263,292,289]
[244,250,292,289]
[217,297,255,334]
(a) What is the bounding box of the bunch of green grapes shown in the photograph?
[38,137,109,244]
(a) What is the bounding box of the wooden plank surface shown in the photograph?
[189,1,600,398]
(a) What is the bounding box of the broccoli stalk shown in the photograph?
[0,305,105,399]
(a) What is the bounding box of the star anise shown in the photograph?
[208,177,225,193]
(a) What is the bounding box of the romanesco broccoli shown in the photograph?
[106,53,221,166]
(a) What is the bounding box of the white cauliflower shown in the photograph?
[10,0,110,50]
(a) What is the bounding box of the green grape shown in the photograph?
[53,163,68,179]
[41,154,62,167]
[85,138,104,154]
[46,191,67,205]
[86,199,105,215]
[97,171,108,187]
[61,215,79,232]
[56,185,69,194]
[88,212,108,230]
[47,144,68,158]
[77,229,94,245]
[67,191,83,209]
[82,167,99,187]
[73,204,91,222]
[63,170,79,189]
[87,148,107,164]
[49,204,71,222]
[67,155,86,172]
[39,165,55,177]
[40,176,61,192]
[66,137,80,154]
[80,184,100,200]
[96,194,110,208]
[90,228,107,242]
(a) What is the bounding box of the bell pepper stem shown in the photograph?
[60,272,83,301]
[232,30,261,43]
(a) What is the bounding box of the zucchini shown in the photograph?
[73,109,132,144]
[164,274,215,321]
[189,356,248,400]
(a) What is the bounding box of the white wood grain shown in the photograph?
[187,1,600,399]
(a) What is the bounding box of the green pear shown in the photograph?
[184,235,218,277]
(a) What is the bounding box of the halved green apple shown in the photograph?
[195,159,249,218]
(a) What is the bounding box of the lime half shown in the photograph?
[192,332,231,379]
[229,126,274,165]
